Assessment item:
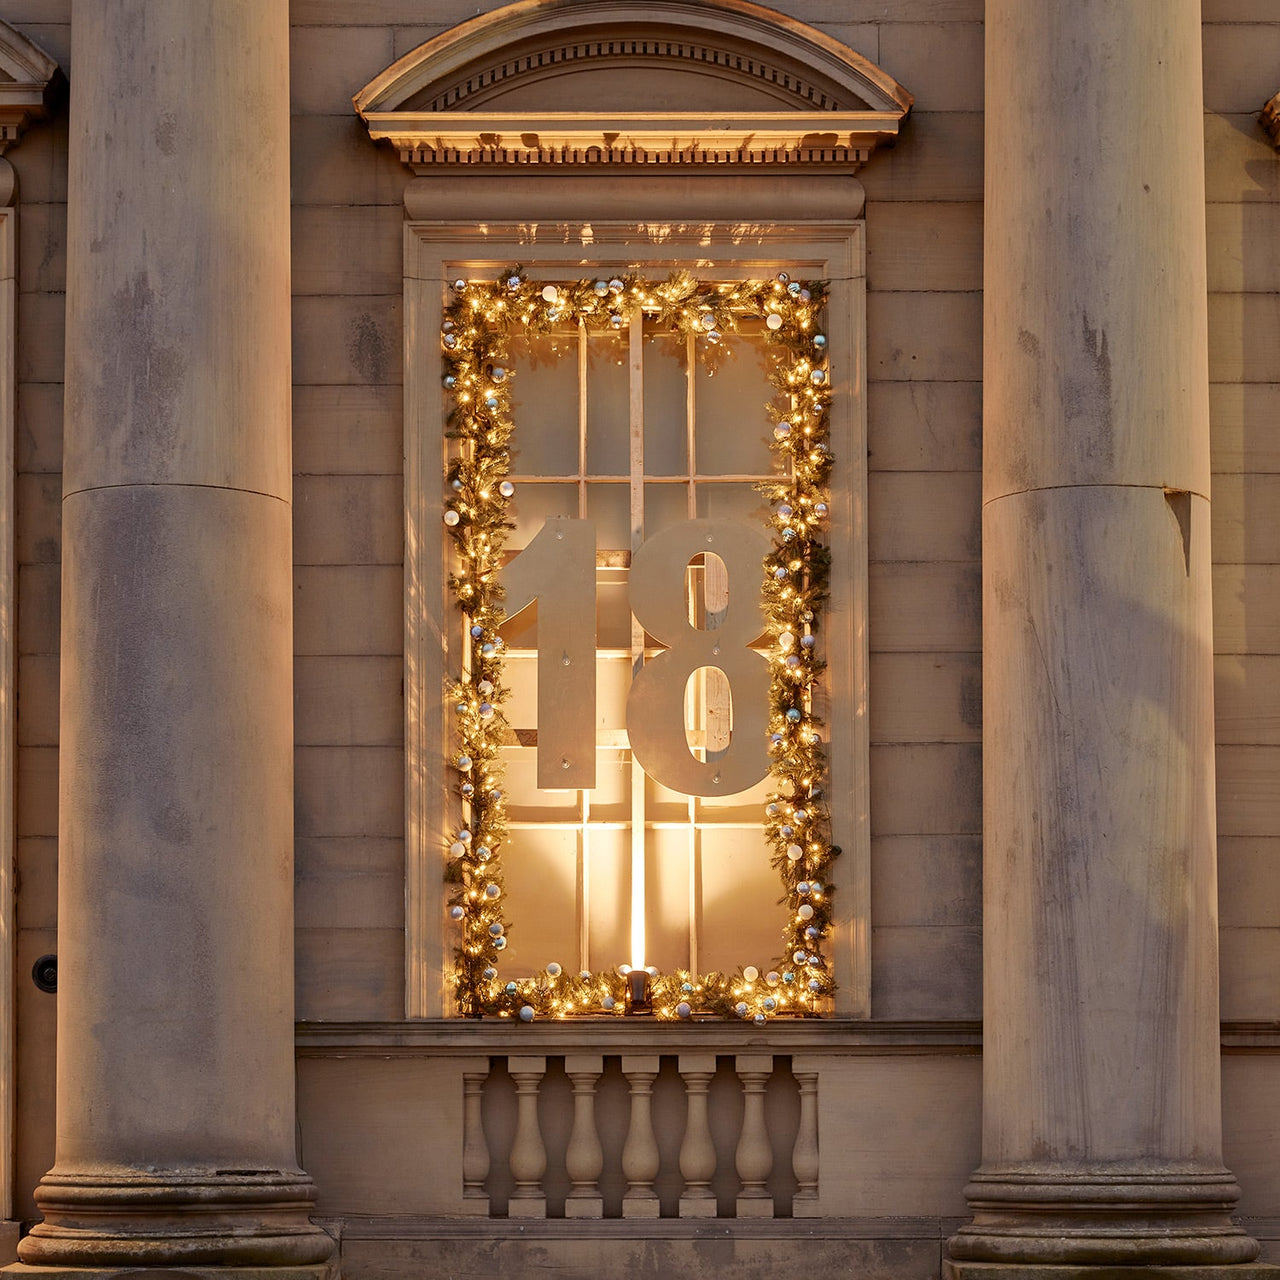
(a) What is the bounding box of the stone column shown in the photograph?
[948,2,1262,1272]
[16,1,333,1270]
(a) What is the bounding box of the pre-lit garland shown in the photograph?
[442,269,837,1022]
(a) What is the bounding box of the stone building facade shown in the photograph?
[0,1,1278,1278]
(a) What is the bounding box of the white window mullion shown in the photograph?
[627,315,647,971]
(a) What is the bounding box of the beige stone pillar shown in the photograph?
[948,1,1263,1272]
[15,1,333,1270]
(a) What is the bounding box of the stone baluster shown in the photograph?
[791,1056,821,1218]
[507,1056,547,1218]
[678,1052,718,1217]
[621,1054,661,1218]
[564,1054,604,1218]
[460,1057,491,1214]
[735,1054,773,1217]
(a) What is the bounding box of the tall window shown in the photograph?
[404,224,869,1017]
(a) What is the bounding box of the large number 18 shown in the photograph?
[499,516,771,797]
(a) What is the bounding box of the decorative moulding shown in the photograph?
[354,0,911,173]
[0,19,62,154]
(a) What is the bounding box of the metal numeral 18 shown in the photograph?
[502,516,770,797]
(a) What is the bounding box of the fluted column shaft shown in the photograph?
[949,0,1255,1269]
[18,0,331,1269]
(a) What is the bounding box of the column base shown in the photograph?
[948,1170,1261,1268]
[946,1265,1280,1280]
[16,1172,336,1269]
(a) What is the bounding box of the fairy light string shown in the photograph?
[441,269,838,1022]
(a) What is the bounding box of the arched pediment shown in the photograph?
[355,0,910,172]
[0,20,61,152]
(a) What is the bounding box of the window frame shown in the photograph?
[403,220,869,1019]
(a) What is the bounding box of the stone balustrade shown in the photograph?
[458,1052,821,1219]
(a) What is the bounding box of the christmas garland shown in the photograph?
[441,269,837,1022]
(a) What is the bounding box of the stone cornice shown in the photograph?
[296,1019,981,1055]
[0,19,62,154]
[354,0,910,175]
[365,109,902,171]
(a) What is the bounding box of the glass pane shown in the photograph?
[502,826,579,976]
[587,484,630,553]
[588,752,630,823]
[694,481,768,526]
[642,328,688,476]
[645,481,689,533]
[696,770,772,820]
[586,826,630,974]
[511,329,580,477]
[503,749,578,821]
[597,574,631,650]
[507,482,577,549]
[645,771,691,823]
[585,331,629,475]
[646,826,691,973]
[694,326,775,476]
[597,654,630,731]
[498,594,538,650]
[698,826,783,973]
[501,651,537,727]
